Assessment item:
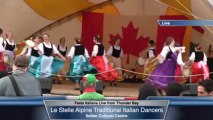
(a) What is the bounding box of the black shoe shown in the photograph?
[103,85,106,89]
[74,88,80,90]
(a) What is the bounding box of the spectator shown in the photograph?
[0,55,42,96]
[207,45,213,79]
[138,83,157,100]
[78,74,105,100]
[166,82,188,96]
[197,80,213,96]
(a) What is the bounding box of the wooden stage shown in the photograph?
[51,81,142,97]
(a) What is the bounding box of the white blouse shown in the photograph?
[147,47,155,58]
[37,42,59,55]
[92,43,106,56]
[107,45,123,57]
[58,45,67,52]
[67,44,89,59]
[0,37,5,52]
[20,47,28,55]
[160,46,175,58]
[189,52,207,62]
[3,39,17,52]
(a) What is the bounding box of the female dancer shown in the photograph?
[144,40,156,73]
[3,31,17,52]
[175,43,188,83]
[26,36,42,65]
[146,40,156,60]
[3,31,17,72]
[0,28,6,71]
[147,37,182,90]
[31,34,66,78]
[0,28,4,50]
[90,35,118,83]
[20,37,33,56]
[57,37,67,57]
[107,37,123,86]
[67,37,97,90]
[56,37,68,83]
[189,44,209,83]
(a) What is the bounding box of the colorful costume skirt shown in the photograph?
[29,55,65,78]
[143,58,159,80]
[191,62,209,83]
[90,56,118,81]
[3,51,14,72]
[146,53,177,89]
[29,56,39,66]
[4,50,14,66]
[175,65,191,83]
[57,59,70,81]
[108,56,123,81]
[0,52,7,71]
[67,55,97,82]
[175,65,183,83]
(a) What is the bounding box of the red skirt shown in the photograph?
[90,56,119,81]
[191,62,209,83]
[0,53,7,71]
[0,62,6,71]
[175,65,182,83]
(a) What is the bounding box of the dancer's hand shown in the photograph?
[61,57,66,61]
[185,61,193,67]
[89,56,94,61]
[183,65,189,69]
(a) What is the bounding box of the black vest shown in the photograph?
[166,47,173,59]
[74,45,85,55]
[31,48,40,57]
[146,48,155,58]
[57,45,67,57]
[43,43,53,56]
[112,46,121,58]
[3,40,15,51]
[194,51,204,62]
[96,44,104,56]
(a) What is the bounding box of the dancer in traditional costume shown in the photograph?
[56,37,68,83]
[20,37,33,56]
[175,43,188,83]
[90,35,119,82]
[3,31,17,72]
[107,38,123,86]
[143,40,156,79]
[189,44,209,83]
[147,37,182,89]
[145,40,156,68]
[30,34,66,78]
[26,36,42,65]
[0,28,7,71]
[0,28,4,50]
[57,37,67,57]
[67,37,97,90]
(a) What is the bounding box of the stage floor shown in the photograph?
[51,81,142,97]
